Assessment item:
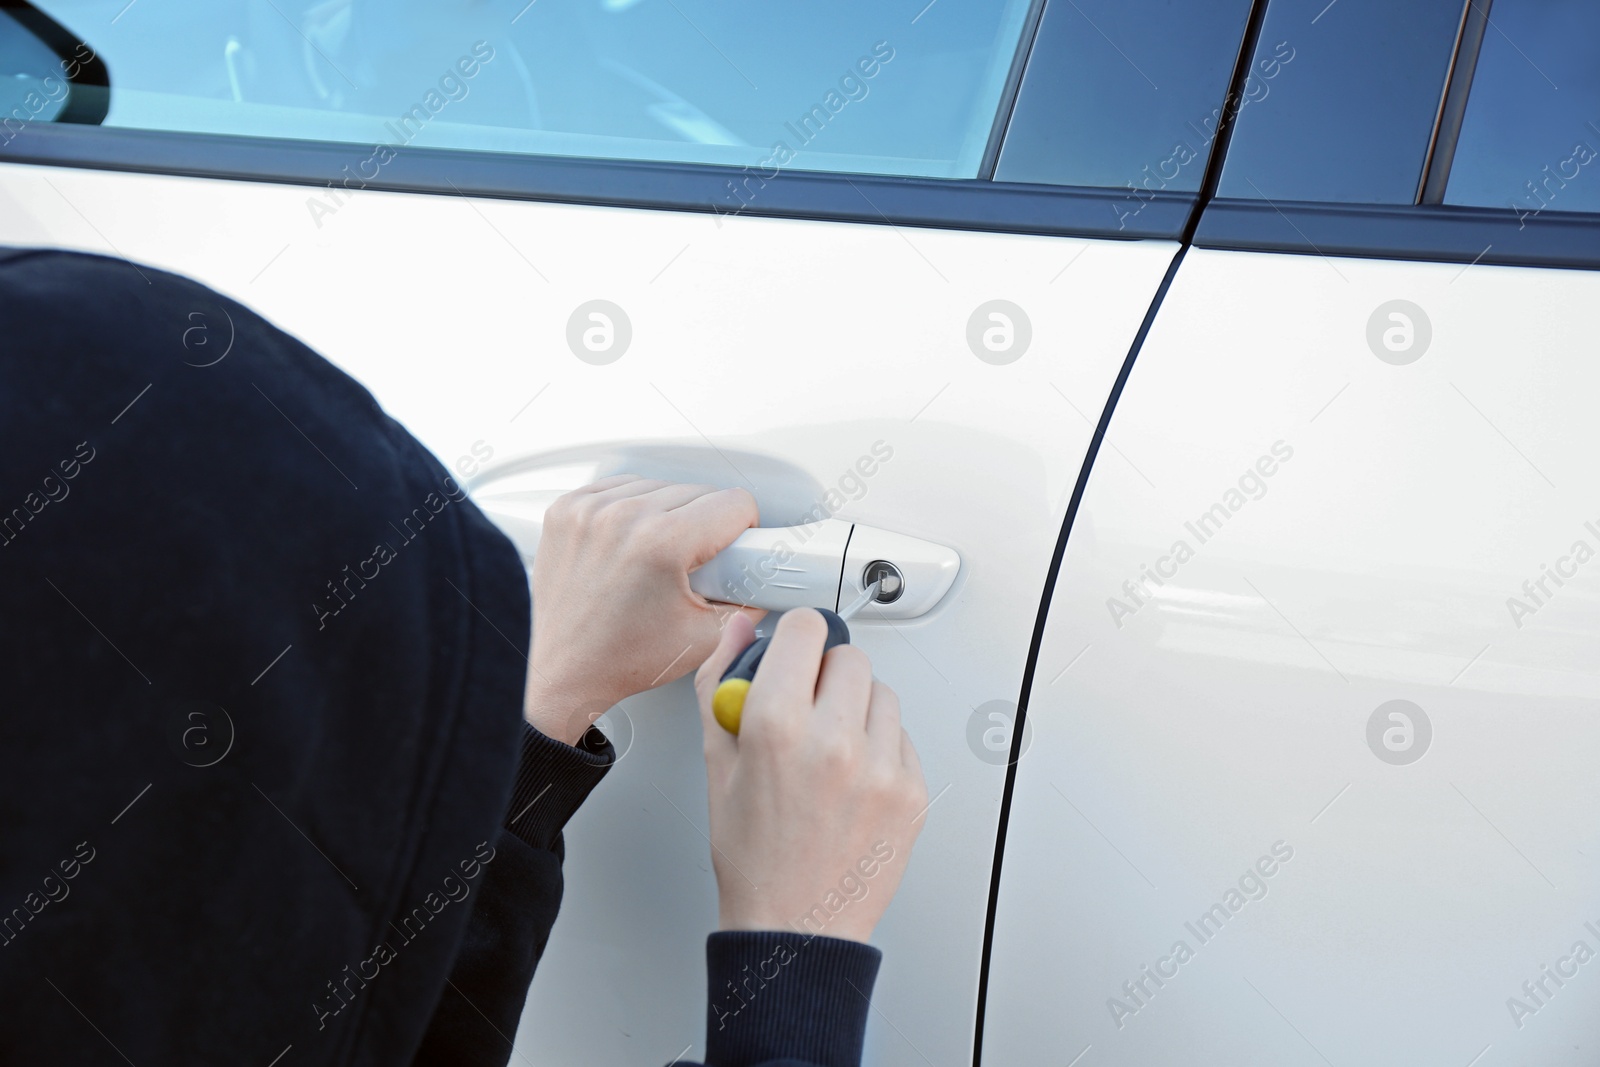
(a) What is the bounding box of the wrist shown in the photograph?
[523,675,612,747]
[718,906,876,945]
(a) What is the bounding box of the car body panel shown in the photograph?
[0,158,1178,1063]
[984,246,1600,1065]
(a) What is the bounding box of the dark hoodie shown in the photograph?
[0,249,881,1067]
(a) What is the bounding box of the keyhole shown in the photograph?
[862,560,904,604]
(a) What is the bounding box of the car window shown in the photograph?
[19,0,1034,179]
[1443,0,1600,216]
[1215,0,1466,204]
[994,0,1253,194]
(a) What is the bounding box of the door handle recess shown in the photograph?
[471,485,959,620]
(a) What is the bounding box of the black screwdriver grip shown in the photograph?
[719,607,852,686]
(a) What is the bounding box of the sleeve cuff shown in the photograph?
[502,720,615,852]
[704,931,883,1067]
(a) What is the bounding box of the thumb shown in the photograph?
[696,609,758,762]
[694,607,759,703]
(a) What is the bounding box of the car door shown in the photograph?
[984,0,1600,1063]
[0,1,1257,1063]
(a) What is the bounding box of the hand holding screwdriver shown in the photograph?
[694,603,928,943]
[712,579,882,735]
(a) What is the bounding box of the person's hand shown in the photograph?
[524,475,764,745]
[694,609,928,943]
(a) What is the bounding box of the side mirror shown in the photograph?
[0,2,108,133]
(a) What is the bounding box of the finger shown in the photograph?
[665,487,760,566]
[735,604,766,627]
[900,726,925,780]
[589,477,674,502]
[695,612,757,759]
[694,609,757,697]
[698,606,767,684]
[813,644,873,734]
[649,602,760,693]
[571,474,643,495]
[703,602,768,633]
[742,608,828,737]
[636,482,721,513]
[863,679,902,758]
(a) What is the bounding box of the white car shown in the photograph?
[3,0,1597,1063]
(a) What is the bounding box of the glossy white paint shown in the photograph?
[984,248,1600,1066]
[0,159,1178,1065]
[839,523,962,620]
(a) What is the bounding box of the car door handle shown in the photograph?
[471,484,959,620]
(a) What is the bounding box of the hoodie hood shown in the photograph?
[0,248,530,1066]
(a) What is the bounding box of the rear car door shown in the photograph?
[1,1,1255,1062]
[984,0,1600,1063]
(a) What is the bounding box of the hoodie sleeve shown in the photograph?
[690,932,883,1067]
[413,720,883,1067]
[411,722,614,1066]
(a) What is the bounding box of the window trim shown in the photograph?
[1195,196,1600,271]
[978,0,1050,180]
[1418,0,1493,204]
[0,121,1196,239]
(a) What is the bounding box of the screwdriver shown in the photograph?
[712,579,883,736]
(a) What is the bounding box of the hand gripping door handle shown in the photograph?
[470,485,959,621]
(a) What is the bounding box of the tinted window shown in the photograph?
[1444,0,1600,216]
[995,0,1253,196]
[1217,0,1465,203]
[20,0,1033,179]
